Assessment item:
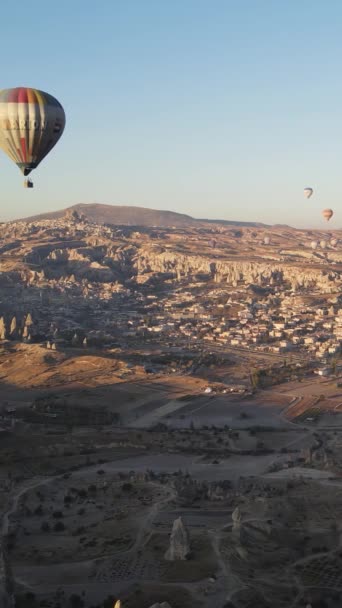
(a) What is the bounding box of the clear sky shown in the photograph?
[1,0,342,227]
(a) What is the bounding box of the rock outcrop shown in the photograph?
[232,506,242,540]
[134,249,340,293]
[9,317,17,338]
[246,519,272,536]
[0,317,7,340]
[232,506,242,529]
[0,214,341,354]
[164,516,190,561]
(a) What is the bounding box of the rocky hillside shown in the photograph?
[0,208,341,349]
[22,203,267,228]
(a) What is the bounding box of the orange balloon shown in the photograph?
[322,208,333,221]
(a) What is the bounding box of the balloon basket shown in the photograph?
[24,179,34,189]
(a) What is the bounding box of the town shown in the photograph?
[1,207,342,372]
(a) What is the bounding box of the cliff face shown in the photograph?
[2,214,341,292]
[133,249,340,292]
[0,215,341,348]
[35,244,338,292]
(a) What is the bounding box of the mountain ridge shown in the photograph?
[20,203,269,228]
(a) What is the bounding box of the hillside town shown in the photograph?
[0,209,342,370]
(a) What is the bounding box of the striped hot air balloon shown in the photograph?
[0,87,65,186]
[322,209,333,222]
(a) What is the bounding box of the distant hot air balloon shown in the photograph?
[310,240,318,250]
[0,87,65,187]
[322,209,333,222]
[304,187,313,199]
[330,238,338,247]
[263,236,270,245]
[320,240,327,249]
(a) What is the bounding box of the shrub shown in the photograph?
[121,482,133,492]
[52,511,64,519]
[34,505,44,516]
[69,594,84,608]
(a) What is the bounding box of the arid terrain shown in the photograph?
[1,205,342,608]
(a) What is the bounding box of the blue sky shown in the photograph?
[1,0,342,227]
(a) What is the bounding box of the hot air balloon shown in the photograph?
[114,601,121,608]
[320,240,327,249]
[0,87,65,187]
[322,209,333,222]
[310,240,318,250]
[331,238,338,247]
[304,187,313,199]
[263,236,270,245]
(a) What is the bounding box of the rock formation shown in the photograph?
[246,519,272,536]
[0,317,7,340]
[9,317,17,339]
[133,249,340,293]
[232,506,242,540]
[0,215,341,354]
[164,516,190,561]
[65,209,83,223]
[24,313,33,328]
[232,506,242,529]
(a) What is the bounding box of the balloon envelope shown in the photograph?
[320,240,327,249]
[0,87,65,175]
[304,187,313,199]
[310,241,318,250]
[322,209,333,221]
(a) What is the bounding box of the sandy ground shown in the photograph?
[3,343,342,607]
[74,452,283,481]
[263,466,336,480]
[161,394,293,429]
